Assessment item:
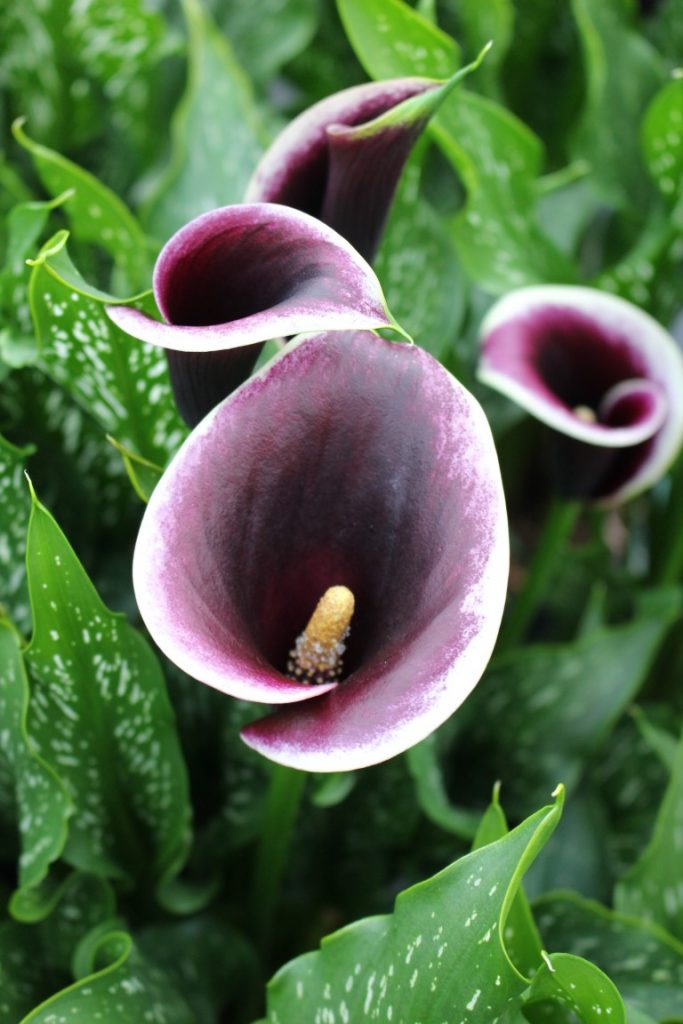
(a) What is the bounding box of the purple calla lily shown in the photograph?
[479,285,683,504]
[133,330,509,772]
[246,77,446,264]
[106,204,394,425]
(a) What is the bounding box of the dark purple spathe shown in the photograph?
[134,331,509,771]
[246,78,442,263]
[105,204,392,426]
[479,286,683,503]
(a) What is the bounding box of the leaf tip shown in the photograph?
[24,470,38,505]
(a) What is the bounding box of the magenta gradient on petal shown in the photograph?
[134,331,509,771]
[479,286,683,503]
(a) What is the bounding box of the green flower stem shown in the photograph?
[500,499,582,648]
[252,763,307,951]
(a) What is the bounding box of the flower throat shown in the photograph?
[287,585,355,685]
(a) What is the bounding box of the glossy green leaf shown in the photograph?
[106,436,163,504]
[570,0,664,208]
[213,0,318,83]
[472,784,544,979]
[138,912,257,1022]
[0,619,71,899]
[12,119,150,289]
[406,733,479,840]
[142,0,266,241]
[22,926,194,1024]
[337,0,460,80]
[0,871,116,1021]
[375,160,467,359]
[535,892,683,1020]
[0,436,33,633]
[615,725,683,942]
[463,589,681,814]
[22,490,192,896]
[440,0,514,97]
[632,706,678,772]
[0,918,48,1023]
[642,78,683,212]
[0,191,73,364]
[523,952,625,1023]
[263,790,563,1022]
[27,234,186,465]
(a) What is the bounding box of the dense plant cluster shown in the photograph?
[0,1,682,1022]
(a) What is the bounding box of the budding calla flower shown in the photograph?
[133,331,509,772]
[247,77,455,264]
[479,285,683,504]
[106,204,394,426]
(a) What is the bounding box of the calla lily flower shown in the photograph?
[106,204,394,425]
[479,285,683,504]
[133,330,509,772]
[246,76,454,264]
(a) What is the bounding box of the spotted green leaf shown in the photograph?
[142,0,266,241]
[0,436,33,634]
[28,232,186,466]
[440,0,514,98]
[337,0,460,79]
[21,926,194,1024]
[262,790,563,1023]
[22,489,192,897]
[138,912,257,1022]
[463,589,681,815]
[523,952,625,1023]
[12,119,150,289]
[642,78,683,217]
[0,619,71,900]
[535,892,683,1021]
[375,160,467,359]
[214,0,318,83]
[570,0,664,209]
[615,724,683,943]
[0,871,115,1022]
[0,191,73,365]
[471,785,543,980]
[338,0,576,292]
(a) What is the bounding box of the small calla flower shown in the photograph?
[106,204,394,425]
[479,285,683,504]
[246,76,456,264]
[133,330,508,772]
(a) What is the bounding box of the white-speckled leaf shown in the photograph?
[374,160,466,359]
[338,0,575,293]
[0,191,73,352]
[464,589,681,815]
[28,240,186,466]
[642,78,683,212]
[142,0,266,240]
[0,436,33,634]
[615,725,683,943]
[523,953,625,1023]
[22,491,192,894]
[337,0,460,80]
[0,872,115,1021]
[12,120,150,290]
[535,892,683,1021]
[21,927,195,1024]
[263,791,563,1023]
[0,619,71,896]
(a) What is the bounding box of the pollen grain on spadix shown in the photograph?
[287,585,355,686]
